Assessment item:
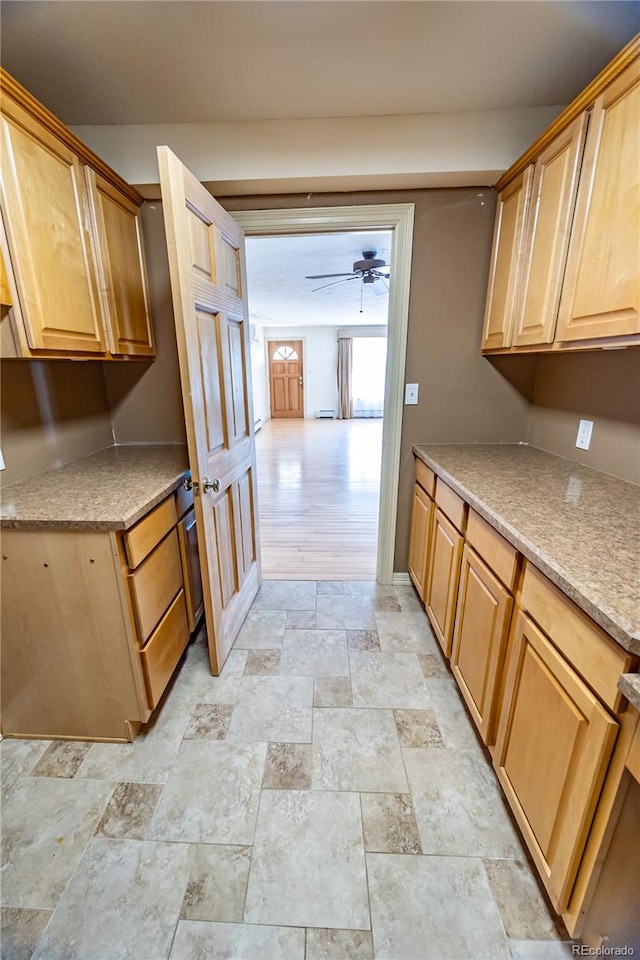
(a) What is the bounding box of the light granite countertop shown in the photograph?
[412,444,640,657]
[618,674,640,712]
[0,445,189,531]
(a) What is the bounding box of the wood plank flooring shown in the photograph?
[255,418,382,580]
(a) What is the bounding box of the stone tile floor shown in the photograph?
[0,580,575,960]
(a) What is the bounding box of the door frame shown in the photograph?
[232,204,415,585]
[267,337,305,419]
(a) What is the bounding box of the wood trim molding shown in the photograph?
[231,203,415,585]
[0,68,143,206]
[495,32,640,192]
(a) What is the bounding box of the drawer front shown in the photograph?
[128,529,184,643]
[435,478,467,532]
[415,458,435,498]
[175,479,194,519]
[466,509,518,590]
[520,562,633,712]
[140,589,189,709]
[124,495,177,569]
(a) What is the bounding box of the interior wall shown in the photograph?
[0,360,113,486]
[222,187,534,573]
[526,351,640,484]
[103,202,187,446]
[264,326,339,418]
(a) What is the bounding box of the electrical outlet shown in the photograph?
[576,419,594,451]
[405,383,419,405]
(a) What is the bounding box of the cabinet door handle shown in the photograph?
[202,477,221,493]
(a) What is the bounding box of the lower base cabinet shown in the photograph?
[425,507,463,656]
[494,611,619,912]
[1,482,201,741]
[450,544,513,746]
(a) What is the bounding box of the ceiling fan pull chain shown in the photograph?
[360,282,364,314]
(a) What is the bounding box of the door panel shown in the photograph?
[158,146,261,674]
[408,482,433,600]
[425,508,464,657]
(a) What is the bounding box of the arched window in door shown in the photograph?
[272,345,299,361]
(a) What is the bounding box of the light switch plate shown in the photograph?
[0,448,4,471]
[405,383,419,405]
[576,419,593,451]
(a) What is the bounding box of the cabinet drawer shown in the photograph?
[128,529,183,643]
[435,478,467,532]
[466,510,518,590]
[520,562,634,712]
[140,589,189,709]
[415,458,435,498]
[124,496,178,569]
[175,479,194,519]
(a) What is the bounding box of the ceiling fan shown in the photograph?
[306,250,390,296]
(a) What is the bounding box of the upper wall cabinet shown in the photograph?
[0,69,154,360]
[482,35,640,355]
[556,61,640,343]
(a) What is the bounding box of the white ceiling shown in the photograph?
[1,2,638,125]
[245,232,393,328]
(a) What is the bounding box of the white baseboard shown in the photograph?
[392,572,411,585]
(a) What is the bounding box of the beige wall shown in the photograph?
[0,359,113,486]
[103,203,187,446]
[222,187,533,572]
[526,351,640,484]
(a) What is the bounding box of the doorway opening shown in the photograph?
[232,204,413,583]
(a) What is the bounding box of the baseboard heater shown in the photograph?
[315,409,336,419]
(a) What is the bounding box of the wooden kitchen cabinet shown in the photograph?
[1,485,192,741]
[425,506,464,657]
[483,36,640,354]
[87,169,154,357]
[481,167,533,351]
[0,98,108,354]
[408,482,434,600]
[494,609,619,913]
[512,114,588,346]
[556,59,640,343]
[450,544,513,746]
[0,68,154,360]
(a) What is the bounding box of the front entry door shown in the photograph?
[269,340,303,418]
[158,146,261,675]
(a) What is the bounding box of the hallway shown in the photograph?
[255,419,383,581]
[0,580,571,960]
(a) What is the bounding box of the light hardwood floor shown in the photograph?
[255,418,383,580]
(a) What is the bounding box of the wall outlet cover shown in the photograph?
[576,419,594,451]
[405,383,419,405]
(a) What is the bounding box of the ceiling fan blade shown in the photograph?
[305,272,356,280]
[311,276,360,292]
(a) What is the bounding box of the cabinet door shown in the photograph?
[494,611,618,912]
[0,105,107,353]
[512,114,588,346]
[408,482,433,601]
[450,545,513,746]
[424,508,464,657]
[178,506,204,633]
[556,61,640,342]
[87,169,154,357]
[481,166,533,351]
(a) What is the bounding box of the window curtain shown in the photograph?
[337,336,353,420]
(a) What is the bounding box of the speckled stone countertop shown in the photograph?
[0,445,189,531]
[412,444,640,656]
[618,674,640,712]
